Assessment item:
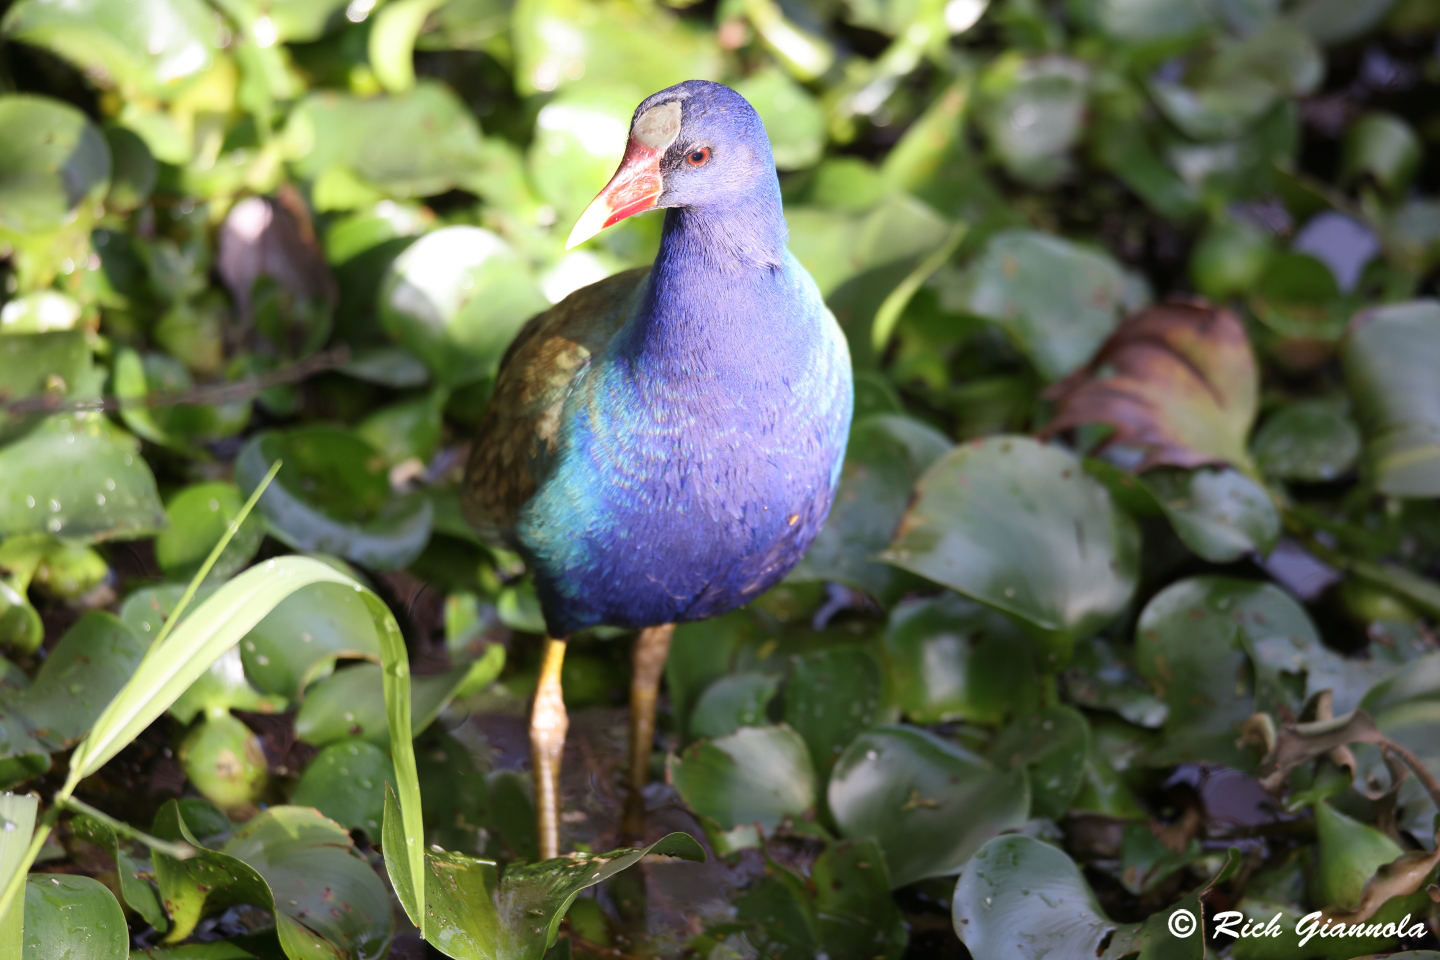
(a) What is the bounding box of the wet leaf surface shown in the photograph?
[22,874,128,960]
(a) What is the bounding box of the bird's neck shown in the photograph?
[623,194,797,377]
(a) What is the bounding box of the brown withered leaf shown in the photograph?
[216,186,336,320]
[1042,301,1258,471]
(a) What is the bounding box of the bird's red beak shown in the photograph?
[565,137,665,250]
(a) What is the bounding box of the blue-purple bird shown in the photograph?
[463,80,853,857]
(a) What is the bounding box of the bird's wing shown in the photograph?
[462,266,648,544]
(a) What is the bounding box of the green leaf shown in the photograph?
[291,739,396,838]
[784,647,882,780]
[1251,399,1361,482]
[993,705,1090,820]
[294,660,475,747]
[378,226,548,388]
[884,593,1041,725]
[2,0,218,99]
[1342,113,1420,196]
[828,725,1030,888]
[241,580,384,698]
[0,95,110,234]
[177,712,269,811]
[946,229,1127,381]
[355,388,447,467]
[22,875,127,960]
[0,612,146,787]
[670,724,816,850]
[978,54,1090,187]
[369,0,447,94]
[286,84,486,206]
[0,331,92,443]
[688,672,780,740]
[0,413,165,543]
[883,436,1139,654]
[156,482,266,582]
[1142,466,1280,563]
[732,68,826,171]
[1135,576,1318,768]
[788,414,951,603]
[235,428,434,569]
[0,792,38,956]
[812,837,907,960]
[381,784,703,957]
[1341,300,1440,497]
[1062,636,1168,729]
[69,811,170,933]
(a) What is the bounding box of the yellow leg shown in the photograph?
[531,637,568,860]
[623,623,674,843]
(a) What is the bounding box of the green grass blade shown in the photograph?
[870,222,968,353]
[0,793,38,957]
[377,595,426,926]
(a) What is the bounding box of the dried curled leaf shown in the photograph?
[1043,302,1258,471]
[1323,843,1440,925]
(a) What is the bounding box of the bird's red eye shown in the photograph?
[687,147,711,166]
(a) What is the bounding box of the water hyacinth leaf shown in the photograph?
[114,350,251,454]
[168,646,284,725]
[1135,576,1318,768]
[784,647,883,779]
[978,54,1089,186]
[356,388,447,467]
[156,482,266,581]
[0,612,145,787]
[378,226,548,388]
[1341,301,1440,497]
[286,84,485,205]
[368,0,447,94]
[667,610,771,744]
[1,0,217,99]
[945,229,1127,381]
[993,705,1090,820]
[1062,637,1167,729]
[732,68,826,171]
[0,413,165,542]
[812,837,907,960]
[291,739,395,838]
[527,89,641,222]
[1087,0,1215,40]
[1341,112,1420,197]
[21,875,128,960]
[0,331,91,435]
[828,725,1030,888]
[1142,466,1280,563]
[240,580,384,698]
[0,95,110,234]
[884,437,1139,652]
[1045,302,1259,472]
[294,660,476,747]
[511,0,720,97]
[235,428,433,570]
[884,593,1041,724]
[688,672,780,741]
[670,724,816,848]
[69,813,169,933]
[178,712,269,812]
[1251,399,1360,482]
[789,414,951,603]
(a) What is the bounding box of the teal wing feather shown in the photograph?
[462,267,648,544]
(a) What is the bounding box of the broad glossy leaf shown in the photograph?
[527,90,636,223]
[22,875,127,960]
[1342,113,1419,196]
[378,226,547,388]
[178,712,269,811]
[978,54,1089,186]
[945,229,1127,381]
[156,482,266,581]
[812,837,907,960]
[291,739,395,838]
[1142,466,1280,563]
[1061,636,1167,729]
[1251,399,1360,482]
[0,413,165,542]
[0,96,109,235]
[1189,216,1274,301]
[1135,576,1317,768]
[993,705,1089,820]
[382,785,703,958]
[355,389,446,466]
[286,84,485,205]
[241,580,384,698]
[789,414,951,603]
[115,350,251,454]
[784,647,882,779]
[0,612,145,787]
[667,610,771,744]
[732,68,825,171]
[69,812,169,933]
[294,660,476,747]
[884,437,1139,651]
[884,593,1041,724]
[828,725,1030,888]
[1087,0,1214,40]
[235,428,433,570]
[1341,301,1440,497]
[688,672,780,740]
[2,0,218,99]
[0,331,91,441]
[1045,302,1259,471]
[670,724,816,849]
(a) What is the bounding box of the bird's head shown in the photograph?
[566,80,778,250]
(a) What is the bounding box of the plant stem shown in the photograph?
[60,796,196,861]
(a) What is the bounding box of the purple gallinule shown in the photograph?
[464,80,853,857]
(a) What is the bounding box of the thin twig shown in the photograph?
[0,346,352,416]
[62,796,196,861]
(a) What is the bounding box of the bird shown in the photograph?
[462,79,853,859]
